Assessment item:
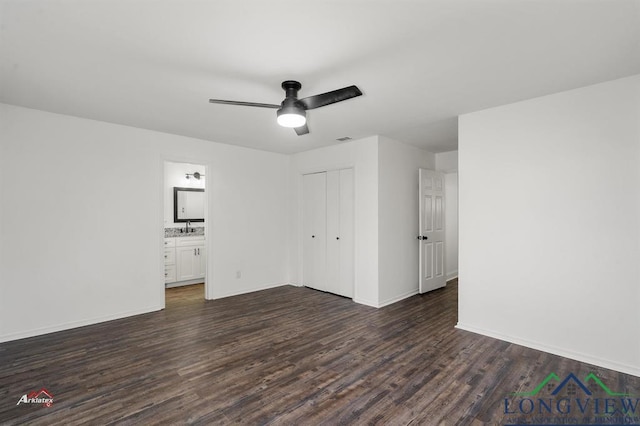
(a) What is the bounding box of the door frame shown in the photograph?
[160,157,211,308]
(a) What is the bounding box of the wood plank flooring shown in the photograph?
[1,280,639,425]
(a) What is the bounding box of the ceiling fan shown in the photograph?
[209,80,363,136]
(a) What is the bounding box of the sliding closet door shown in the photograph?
[326,169,354,298]
[302,172,327,291]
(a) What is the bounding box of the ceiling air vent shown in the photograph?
[336,136,352,142]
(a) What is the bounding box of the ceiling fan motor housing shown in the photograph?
[277,81,307,127]
[281,80,302,100]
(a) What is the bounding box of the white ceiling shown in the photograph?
[1,0,639,154]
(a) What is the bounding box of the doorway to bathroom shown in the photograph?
[163,161,207,303]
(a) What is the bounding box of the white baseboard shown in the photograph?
[353,297,379,308]
[455,322,640,378]
[446,270,458,280]
[354,289,421,309]
[0,305,163,344]
[208,282,289,300]
[165,279,203,288]
[378,289,419,308]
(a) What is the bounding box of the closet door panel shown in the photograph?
[302,172,327,291]
[326,170,341,295]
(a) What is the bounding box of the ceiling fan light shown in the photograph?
[277,106,306,128]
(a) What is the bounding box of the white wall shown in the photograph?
[443,173,458,280]
[0,103,290,342]
[435,151,458,173]
[289,136,380,306]
[436,151,459,280]
[378,136,435,306]
[202,142,289,300]
[164,162,205,229]
[458,75,640,376]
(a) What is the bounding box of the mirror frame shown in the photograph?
[173,187,205,223]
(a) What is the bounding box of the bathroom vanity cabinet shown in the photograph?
[164,236,205,286]
[164,238,177,283]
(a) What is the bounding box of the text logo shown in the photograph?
[16,388,54,407]
[503,372,639,425]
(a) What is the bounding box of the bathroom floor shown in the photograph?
[165,283,204,307]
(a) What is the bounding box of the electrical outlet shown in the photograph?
[236,270,241,279]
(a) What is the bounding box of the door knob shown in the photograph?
[312,235,315,238]
[336,237,340,240]
[417,235,428,240]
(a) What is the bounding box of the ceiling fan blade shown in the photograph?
[294,124,309,136]
[208,99,280,109]
[299,85,362,110]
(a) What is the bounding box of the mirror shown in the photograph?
[174,187,205,222]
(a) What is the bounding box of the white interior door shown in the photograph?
[302,172,327,291]
[419,169,446,293]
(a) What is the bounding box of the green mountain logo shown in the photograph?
[583,373,630,397]
[512,372,630,397]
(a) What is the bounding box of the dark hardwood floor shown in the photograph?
[1,280,639,425]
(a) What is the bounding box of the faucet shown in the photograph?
[185,220,191,233]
